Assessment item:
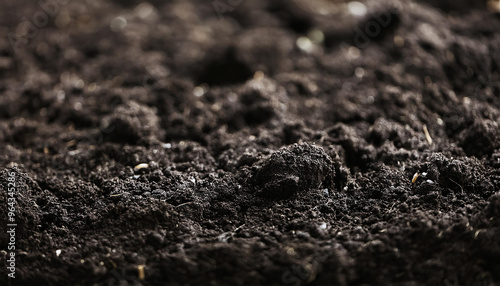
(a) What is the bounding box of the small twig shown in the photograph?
[233,224,245,232]
[175,201,194,208]
[449,178,464,194]
[386,202,397,214]
[110,193,127,197]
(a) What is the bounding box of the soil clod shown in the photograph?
[252,143,336,198]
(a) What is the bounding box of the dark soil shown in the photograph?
[1,0,500,285]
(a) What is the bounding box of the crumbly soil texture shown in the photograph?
[1,0,500,285]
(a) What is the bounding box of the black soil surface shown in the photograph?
[1,0,500,285]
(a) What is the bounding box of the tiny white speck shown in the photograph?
[296,36,314,53]
[355,67,365,78]
[68,150,80,156]
[253,71,264,80]
[347,46,360,59]
[75,79,85,89]
[135,3,155,20]
[74,102,82,111]
[193,86,205,97]
[463,97,471,105]
[56,249,62,257]
[308,29,324,44]
[348,1,367,16]
[57,90,65,101]
[110,17,127,32]
[162,143,172,149]
[228,92,238,103]
[366,95,375,104]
